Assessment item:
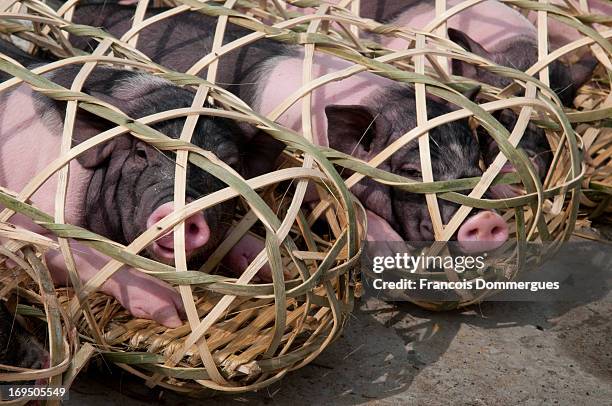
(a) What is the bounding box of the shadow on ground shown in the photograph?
[67,241,612,405]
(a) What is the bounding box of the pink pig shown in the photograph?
[244,50,509,252]
[0,44,273,327]
[527,0,612,54]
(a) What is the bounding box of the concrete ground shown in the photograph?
[66,234,612,406]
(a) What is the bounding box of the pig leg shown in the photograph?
[365,210,403,243]
[362,210,406,262]
[45,241,185,328]
[223,234,291,283]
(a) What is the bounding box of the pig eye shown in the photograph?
[399,165,422,180]
[135,146,147,159]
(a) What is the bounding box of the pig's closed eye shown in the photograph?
[399,165,422,179]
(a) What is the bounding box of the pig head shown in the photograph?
[33,67,244,265]
[325,85,508,251]
[446,30,560,187]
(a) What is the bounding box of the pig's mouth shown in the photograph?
[486,148,547,199]
[148,232,204,264]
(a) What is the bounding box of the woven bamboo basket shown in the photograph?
[0,226,78,398]
[0,0,609,398]
[226,0,609,309]
[0,0,366,397]
[577,65,611,221]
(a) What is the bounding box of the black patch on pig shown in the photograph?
[0,301,47,371]
[70,4,296,98]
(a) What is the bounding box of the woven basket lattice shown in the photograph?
[0,0,609,398]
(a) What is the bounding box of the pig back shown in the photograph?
[70,5,296,95]
[0,84,93,229]
[384,0,537,51]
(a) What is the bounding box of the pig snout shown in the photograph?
[457,211,509,253]
[147,202,210,261]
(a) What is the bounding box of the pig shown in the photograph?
[527,0,612,56]
[0,301,48,371]
[69,2,554,195]
[285,0,596,105]
[286,0,588,188]
[0,39,276,327]
[244,51,510,253]
[68,4,510,252]
[338,0,559,194]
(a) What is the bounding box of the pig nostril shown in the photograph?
[182,214,209,251]
[491,226,501,236]
[467,228,478,238]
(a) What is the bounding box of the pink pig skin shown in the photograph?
[255,52,391,147]
[0,86,91,228]
[527,0,612,52]
[1,83,280,326]
[285,0,536,51]
[0,84,188,328]
[380,0,537,52]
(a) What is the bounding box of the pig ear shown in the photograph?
[72,88,134,168]
[72,110,119,168]
[325,105,390,159]
[241,131,286,178]
[448,28,492,78]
